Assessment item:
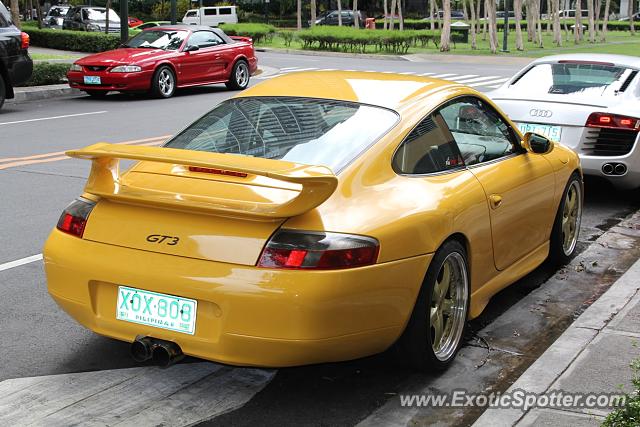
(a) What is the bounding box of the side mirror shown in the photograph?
[522,132,554,155]
[184,45,199,52]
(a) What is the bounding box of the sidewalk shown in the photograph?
[474,258,640,426]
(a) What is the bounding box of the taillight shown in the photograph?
[20,32,29,50]
[56,198,96,238]
[586,112,640,131]
[257,230,379,270]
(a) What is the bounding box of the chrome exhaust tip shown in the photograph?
[614,163,627,175]
[152,341,184,368]
[602,163,614,175]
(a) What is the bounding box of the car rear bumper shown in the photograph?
[579,144,640,190]
[67,70,153,92]
[44,229,430,367]
[7,52,33,88]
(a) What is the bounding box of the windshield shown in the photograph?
[164,97,399,172]
[85,8,120,22]
[125,30,187,50]
[511,62,638,97]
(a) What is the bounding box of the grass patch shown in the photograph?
[30,53,78,60]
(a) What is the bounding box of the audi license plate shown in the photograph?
[83,75,101,85]
[116,286,197,335]
[517,122,562,141]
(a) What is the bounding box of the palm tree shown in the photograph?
[383,0,389,29]
[10,0,20,28]
[600,0,610,41]
[574,0,582,43]
[469,0,478,48]
[297,0,302,30]
[440,0,451,50]
[397,0,404,30]
[515,0,524,50]
[535,0,543,46]
[353,0,359,28]
[311,0,317,26]
[526,0,534,41]
[629,0,635,35]
[105,0,111,34]
[553,0,562,45]
[486,0,498,53]
[587,0,595,42]
[389,0,397,29]
[430,0,436,31]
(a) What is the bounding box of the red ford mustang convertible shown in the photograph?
[67,25,258,98]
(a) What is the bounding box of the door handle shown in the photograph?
[489,194,503,209]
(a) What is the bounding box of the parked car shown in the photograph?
[315,10,366,26]
[182,6,238,27]
[67,25,257,98]
[128,16,143,28]
[489,54,640,189]
[129,21,171,35]
[63,6,120,33]
[437,10,466,19]
[45,71,582,370]
[619,12,640,21]
[42,5,70,29]
[0,2,33,110]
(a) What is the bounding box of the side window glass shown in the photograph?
[439,97,519,166]
[188,31,222,48]
[393,113,464,175]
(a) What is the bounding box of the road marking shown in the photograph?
[278,66,300,71]
[0,363,275,426]
[467,77,510,87]
[449,74,479,81]
[0,111,107,126]
[279,67,318,73]
[488,84,504,88]
[397,71,416,75]
[431,73,458,78]
[454,75,500,84]
[419,72,435,76]
[0,254,43,272]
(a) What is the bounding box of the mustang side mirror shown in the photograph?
[184,45,199,52]
[522,132,554,155]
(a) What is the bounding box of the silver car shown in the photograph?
[489,54,640,190]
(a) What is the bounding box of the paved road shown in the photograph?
[1,51,638,426]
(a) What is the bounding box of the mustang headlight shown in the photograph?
[111,65,142,73]
[69,63,82,72]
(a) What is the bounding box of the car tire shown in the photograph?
[549,172,583,266]
[395,239,470,372]
[151,66,176,99]
[85,90,108,98]
[225,60,250,91]
[0,73,5,110]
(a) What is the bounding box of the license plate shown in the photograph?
[517,122,562,141]
[83,75,101,85]
[116,286,197,335]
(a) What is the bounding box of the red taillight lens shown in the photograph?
[20,32,29,50]
[586,112,640,131]
[188,166,247,178]
[257,230,379,270]
[56,198,96,238]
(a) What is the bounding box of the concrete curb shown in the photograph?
[473,247,640,426]
[256,47,408,61]
[8,84,81,104]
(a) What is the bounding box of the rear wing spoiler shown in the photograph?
[66,143,338,219]
[229,35,253,44]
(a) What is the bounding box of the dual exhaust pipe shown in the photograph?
[131,336,184,368]
[602,163,627,176]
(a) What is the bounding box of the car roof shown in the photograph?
[235,71,465,112]
[529,53,640,69]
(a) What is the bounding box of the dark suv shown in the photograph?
[0,2,33,110]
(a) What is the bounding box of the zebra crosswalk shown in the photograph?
[255,67,510,89]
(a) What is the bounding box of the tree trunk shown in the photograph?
[574,0,582,42]
[311,0,316,26]
[553,0,562,44]
[486,0,498,53]
[397,0,403,30]
[546,0,552,32]
[515,0,524,49]
[429,0,435,31]
[482,1,487,40]
[337,0,343,26]
[595,0,601,37]
[105,0,111,34]
[384,0,389,29]
[389,0,396,29]
[440,0,451,50]
[600,0,610,41]
[353,0,359,28]
[36,0,43,28]
[469,0,478,48]
[462,0,468,21]
[10,0,20,28]
[536,0,543,46]
[587,0,594,42]
[526,0,534,41]
[629,0,635,35]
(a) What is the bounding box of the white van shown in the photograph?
[182,6,238,27]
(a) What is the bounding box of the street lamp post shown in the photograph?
[501,0,509,52]
[171,0,177,25]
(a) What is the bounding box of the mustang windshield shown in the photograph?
[165,97,399,172]
[125,30,187,50]
[511,62,638,97]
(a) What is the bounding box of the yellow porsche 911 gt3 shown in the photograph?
[44,71,582,371]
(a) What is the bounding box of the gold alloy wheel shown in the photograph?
[430,252,468,361]
[562,181,582,256]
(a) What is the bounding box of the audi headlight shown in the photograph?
[69,63,82,72]
[111,65,142,73]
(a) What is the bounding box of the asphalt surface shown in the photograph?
[1,51,639,426]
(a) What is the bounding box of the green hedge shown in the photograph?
[297,26,440,53]
[18,62,70,87]
[219,23,276,44]
[25,27,121,53]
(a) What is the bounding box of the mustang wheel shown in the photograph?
[85,90,108,98]
[397,239,470,371]
[0,73,5,110]
[549,173,582,265]
[151,66,176,99]
[225,60,250,91]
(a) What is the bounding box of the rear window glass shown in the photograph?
[165,97,399,172]
[219,8,233,15]
[511,62,637,97]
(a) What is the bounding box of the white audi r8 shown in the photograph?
[489,54,640,190]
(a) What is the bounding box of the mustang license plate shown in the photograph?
[116,286,197,335]
[83,75,101,85]
[517,122,562,141]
